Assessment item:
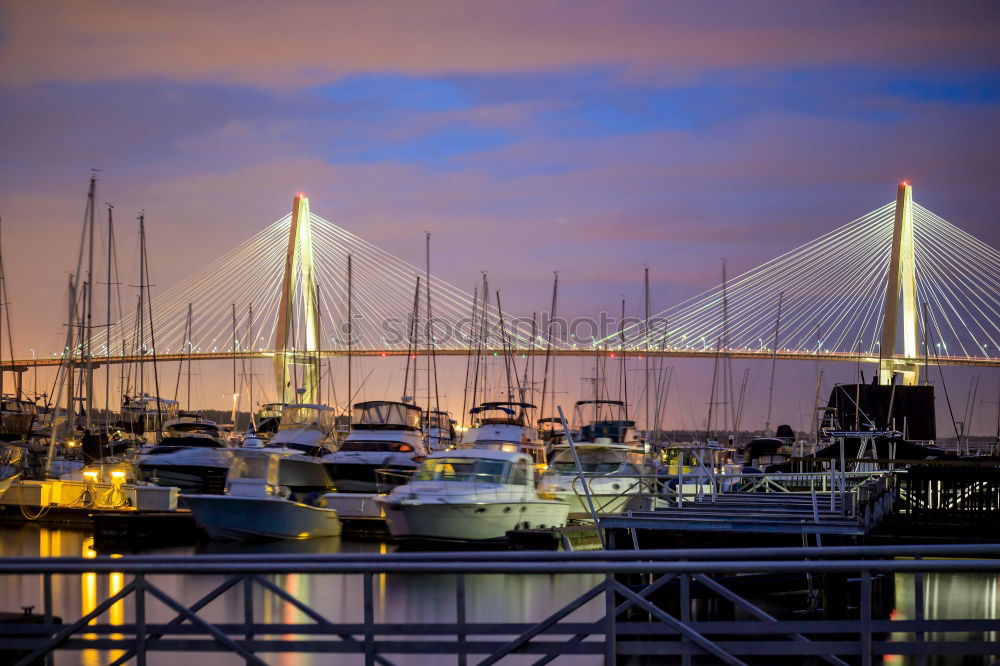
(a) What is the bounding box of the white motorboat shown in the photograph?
[537,400,657,516]
[323,401,428,493]
[137,415,231,493]
[376,448,568,542]
[184,449,341,541]
[242,403,336,497]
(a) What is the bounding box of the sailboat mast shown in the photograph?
[83,175,97,429]
[104,204,115,434]
[538,271,559,418]
[495,291,514,401]
[347,254,353,412]
[644,267,650,439]
[764,291,783,436]
[247,304,255,427]
[232,302,238,421]
[619,298,628,421]
[425,232,440,414]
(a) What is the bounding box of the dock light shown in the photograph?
[111,470,126,481]
[66,440,78,448]
[83,470,98,483]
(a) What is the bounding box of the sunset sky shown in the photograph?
[1,1,998,435]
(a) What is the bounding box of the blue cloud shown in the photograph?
[311,74,473,112]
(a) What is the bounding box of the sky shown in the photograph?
[1,1,998,437]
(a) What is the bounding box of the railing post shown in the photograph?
[680,571,691,666]
[363,571,375,666]
[860,569,872,666]
[135,573,146,666]
[43,572,53,666]
[243,576,255,664]
[914,558,925,666]
[456,574,467,666]
[604,572,616,666]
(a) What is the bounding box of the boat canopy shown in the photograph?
[481,401,537,410]
[468,405,528,426]
[579,420,636,443]
[165,421,221,437]
[279,404,336,433]
[352,401,421,431]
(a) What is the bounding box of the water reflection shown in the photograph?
[888,572,1000,666]
[6,525,996,665]
[0,526,602,665]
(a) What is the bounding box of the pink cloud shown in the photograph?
[2,1,999,88]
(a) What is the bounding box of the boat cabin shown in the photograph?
[226,450,285,498]
[351,401,421,431]
[413,450,534,486]
[572,400,641,444]
[119,394,180,435]
[537,417,570,446]
[741,437,791,471]
[547,444,646,476]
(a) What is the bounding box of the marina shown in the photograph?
[1,3,1000,663]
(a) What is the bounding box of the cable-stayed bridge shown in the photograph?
[13,184,999,401]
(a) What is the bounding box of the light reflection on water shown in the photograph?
[0,525,602,665]
[888,571,1000,666]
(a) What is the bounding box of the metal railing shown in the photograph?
[2,544,999,665]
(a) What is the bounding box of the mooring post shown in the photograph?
[680,571,692,666]
[860,569,872,666]
[604,572,617,665]
[915,559,926,666]
[135,573,146,666]
[456,574,467,666]
[243,576,255,663]
[43,572,53,666]
[363,571,375,666]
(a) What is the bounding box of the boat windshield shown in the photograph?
[258,403,284,419]
[549,449,626,474]
[279,406,335,432]
[229,454,277,485]
[414,457,510,484]
[353,402,420,430]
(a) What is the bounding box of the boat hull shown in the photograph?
[324,461,414,493]
[138,464,228,494]
[183,495,342,541]
[378,499,569,542]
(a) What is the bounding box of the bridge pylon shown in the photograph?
[879,182,920,385]
[274,193,321,403]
